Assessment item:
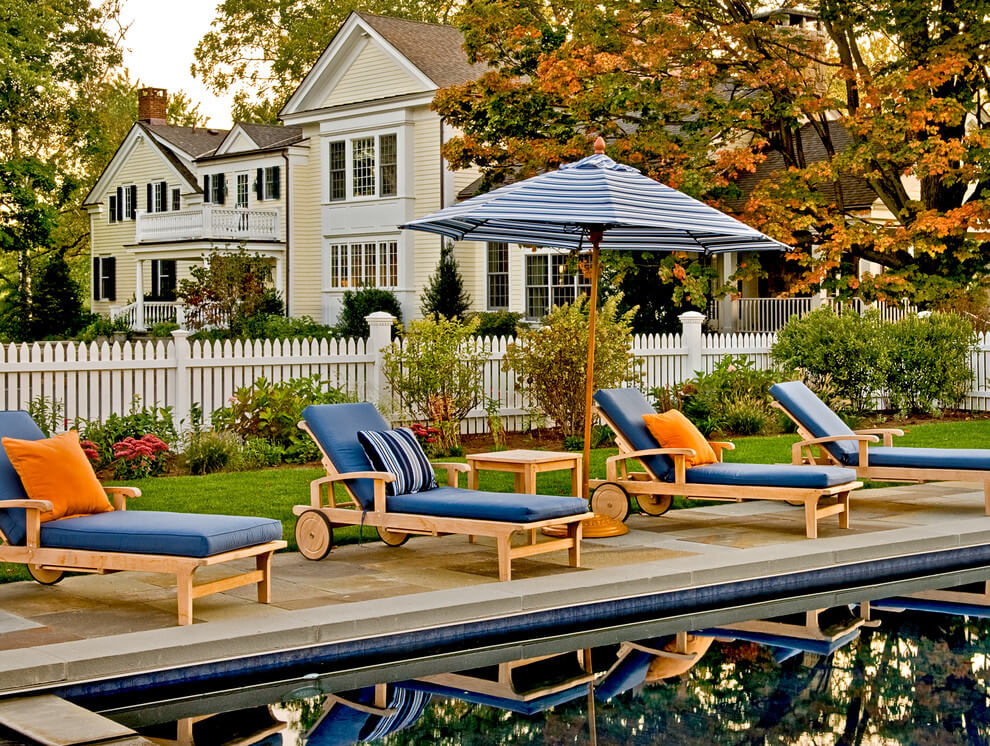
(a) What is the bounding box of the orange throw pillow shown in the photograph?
[2,431,113,523]
[642,410,718,467]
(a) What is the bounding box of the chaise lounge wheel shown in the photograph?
[591,483,630,523]
[295,510,334,561]
[377,527,410,547]
[27,565,64,585]
[636,494,673,516]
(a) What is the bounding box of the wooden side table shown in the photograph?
[466,449,582,496]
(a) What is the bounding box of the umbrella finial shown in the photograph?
[594,136,605,155]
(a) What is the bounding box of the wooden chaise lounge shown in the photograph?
[0,411,286,625]
[772,380,990,514]
[589,388,864,539]
[293,403,593,581]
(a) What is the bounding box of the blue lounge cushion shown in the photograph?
[306,688,377,746]
[0,411,51,546]
[595,648,654,701]
[700,627,860,656]
[401,680,588,716]
[871,597,990,619]
[387,487,588,523]
[849,446,990,470]
[358,427,437,496]
[303,403,391,509]
[770,381,859,464]
[39,511,282,558]
[593,388,674,480]
[685,462,855,489]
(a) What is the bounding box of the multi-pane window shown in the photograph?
[151,259,176,301]
[379,134,397,197]
[264,166,280,199]
[154,181,167,213]
[487,242,509,310]
[525,253,591,319]
[236,173,249,208]
[92,257,116,301]
[329,142,346,201]
[108,195,118,223]
[122,185,134,220]
[328,241,399,289]
[171,187,180,211]
[352,137,376,197]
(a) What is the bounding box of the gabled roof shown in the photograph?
[355,12,487,88]
[143,123,229,159]
[728,119,877,211]
[281,11,487,118]
[211,122,305,158]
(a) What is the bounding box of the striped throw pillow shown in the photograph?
[357,427,438,496]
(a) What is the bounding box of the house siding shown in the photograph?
[290,125,323,319]
[323,40,427,108]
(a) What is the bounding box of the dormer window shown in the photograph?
[328,133,399,201]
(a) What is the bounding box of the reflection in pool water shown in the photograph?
[77,581,988,746]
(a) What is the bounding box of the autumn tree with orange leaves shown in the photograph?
[434,0,990,312]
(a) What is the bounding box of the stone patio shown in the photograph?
[1,480,989,697]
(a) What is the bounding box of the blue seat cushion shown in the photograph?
[593,388,673,480]
[39,511,283,558]
[770,381,859,464]
[684,462,856,489]
[387,487,588,523]
[596,648,654,701]
[849,446,990,470]
[0,411,48,546]
[303,403,391,510]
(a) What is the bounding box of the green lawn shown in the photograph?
[4,417,990,585]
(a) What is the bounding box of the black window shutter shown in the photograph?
[116,187,124,221]
[104,257,116,301]
[128,185,137,219]
[217,173,226,204]
[272,166,280,199]
[203,174,211,203]
[151,260,159,299]
[92,258,101,301]
[146,183,153,213]
[256,168,264,200]
[158,181,167,212]
[162,259,176,300]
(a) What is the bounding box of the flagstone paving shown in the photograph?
[0,481,988,653]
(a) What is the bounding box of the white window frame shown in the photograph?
[328,239,399,290]
[327,131,401,202]
[122,184,135,221]
[524,250,592,319]
[486,242,510,310]
[171,187,181,211]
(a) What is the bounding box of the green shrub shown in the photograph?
[184,430,241,475]
[470,311,522,338]
[28,396,64,437]
[77,315,131,343]
[421,242,471,320]
[504,295,639,438]
[78,400,178,469]
[235,437,285,469]
[212,375,352,462]
[663,355,779,436]
[149,321,180,338]
[337,288,403,339]
[882,312,975,414]
[382,315,487,453]
[772,308,885,413]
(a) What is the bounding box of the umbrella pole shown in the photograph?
[582,240,600,501]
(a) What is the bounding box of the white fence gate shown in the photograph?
[3,310,990,434]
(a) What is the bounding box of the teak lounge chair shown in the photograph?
[590,389,863,538]
[294,403,594,581]
[0,411,286,625]
[772,380,990,514]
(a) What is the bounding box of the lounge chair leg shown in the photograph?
[838,492,850,529]
[984,482,990,516]
[804,499,818,539]
[177,569,194,626]
[257,551,273,604]
[568,521,581,569]
[497,536,512,581]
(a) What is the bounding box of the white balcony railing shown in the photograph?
[709,296,920,333]
[135,206,281,243]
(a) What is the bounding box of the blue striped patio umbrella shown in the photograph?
[400,138,787,500]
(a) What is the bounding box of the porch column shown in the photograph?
[134,258,146,332]
[275,256,285,308]
[719,253,737,333]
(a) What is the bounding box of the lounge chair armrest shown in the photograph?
[2,499,53,512]
[6,500,53,548]
[855,428,904,447]
[104,486,141,511]
[433,462,470,488]
[791,434,878,466]
[318,471,396,484]
[309,471,396,511]
[708,441,735,461]
[606,448,694,481]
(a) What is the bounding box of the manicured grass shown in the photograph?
[4,417,990,585]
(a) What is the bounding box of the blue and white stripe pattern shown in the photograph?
[358,427,438,496]
[400,153,788,253]
[362,688,432,741]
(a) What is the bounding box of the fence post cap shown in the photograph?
[365,311,397,322]
[170,329,191,339]
[678,311,706,323]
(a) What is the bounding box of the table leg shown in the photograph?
[514,471,525,493]
[468,466,479,491]
[525,464,537,495]
[572,458,582,497]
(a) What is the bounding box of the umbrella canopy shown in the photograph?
[400,139,786,505]
[400,151,788,254]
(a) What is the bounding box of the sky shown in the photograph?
[119,0,236,128]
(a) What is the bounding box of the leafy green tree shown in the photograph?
[337,287,403,339]
[421,241,471,320]
[176,249,277,332]
[29,252,88,339]
[192,0,461,122]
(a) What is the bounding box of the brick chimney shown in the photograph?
[137,87,168,125]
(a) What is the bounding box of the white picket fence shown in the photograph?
[4,311,990,434]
